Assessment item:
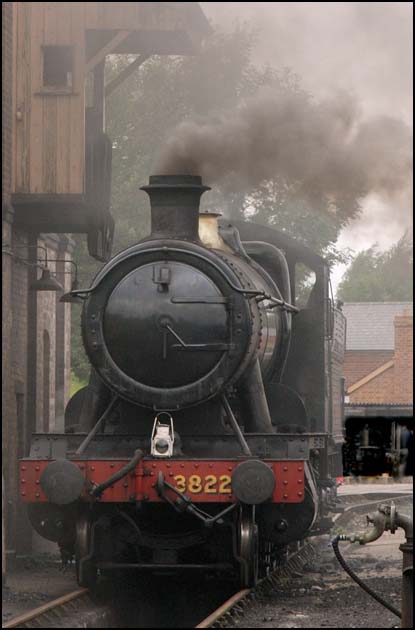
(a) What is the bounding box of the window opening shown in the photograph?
[43,46,73,88]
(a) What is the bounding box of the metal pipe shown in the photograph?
[243,241,292,304]
[221,395,252,456]
[78,369,112,432]
[75,397,119,455]
[240,359,274,433]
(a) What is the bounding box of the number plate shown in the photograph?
[172,473,232,495]
[141,461,237,503]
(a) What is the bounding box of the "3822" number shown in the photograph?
[173,474,231,495]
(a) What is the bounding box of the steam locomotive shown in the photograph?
[21,175,345,587]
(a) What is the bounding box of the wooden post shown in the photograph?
[104,54,150,97]
[85,30,131,74]
[2,472,6,585]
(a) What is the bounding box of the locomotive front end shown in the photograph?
[81,174,283,414]
[20,174,328,589]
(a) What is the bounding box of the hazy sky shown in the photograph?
[201,2,413,289]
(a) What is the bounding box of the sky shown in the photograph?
[201,2,413,290]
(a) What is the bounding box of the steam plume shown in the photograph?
[155,89,412,212]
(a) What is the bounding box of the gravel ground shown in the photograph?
[235,495,412,629]
[2,493,412,628]
[2,555,78,624]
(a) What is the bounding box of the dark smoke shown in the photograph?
[155,89,412,211]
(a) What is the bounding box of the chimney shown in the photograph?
[141,174,210,243]
[393,313,413,404]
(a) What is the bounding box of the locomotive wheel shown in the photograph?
[75,513,97,588]
[237,505,259,587]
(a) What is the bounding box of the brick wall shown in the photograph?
[393,315,413,404]
[349,362,395,404]
[346,315,413,406]
[343,350,393,390]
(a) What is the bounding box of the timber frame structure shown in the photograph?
[11,2,211,260]
[2,2,210,565]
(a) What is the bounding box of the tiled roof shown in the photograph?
[342,302,413,350]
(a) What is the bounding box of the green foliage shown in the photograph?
[337,232,413,302]
[70,301,90,384]
[71,25,356,381]
[70,371,87,398]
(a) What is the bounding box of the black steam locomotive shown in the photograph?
[21,175,345,587]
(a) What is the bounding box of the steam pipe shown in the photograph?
[240,359,274,433]
[221,395,252,455]
[243,241,291,304]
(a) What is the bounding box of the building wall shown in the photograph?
[346,315,413,406]
[2,2,73,556]
[349,363,395,404]
[2,0,23,554]
[343,350,393,391]
[2,3,13,204]
[393,315,413,404]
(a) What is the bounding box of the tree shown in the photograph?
[337,232,413,302]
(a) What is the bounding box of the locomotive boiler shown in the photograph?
[21,175,344,587]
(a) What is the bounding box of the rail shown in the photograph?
[195,493,413,628]
[3,588,89,629]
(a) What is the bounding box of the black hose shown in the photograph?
[331,535,401,619]
[90,449,143,497]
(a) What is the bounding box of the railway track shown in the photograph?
[196,540,317,628]
[4,493,411,629]
[3,589,89,629]
[2,587,116,629]
[196,493,413,629]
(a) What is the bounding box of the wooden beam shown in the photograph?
[347,360,395,394]
[105,54,151,97]
[85,30,131,74]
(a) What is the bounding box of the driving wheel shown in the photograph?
[237,505,259,587]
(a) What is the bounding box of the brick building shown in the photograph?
[341,302,413,474]
[343,302,413,409]
[2,1,210,563]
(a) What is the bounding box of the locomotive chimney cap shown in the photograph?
[141,174,211,192]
